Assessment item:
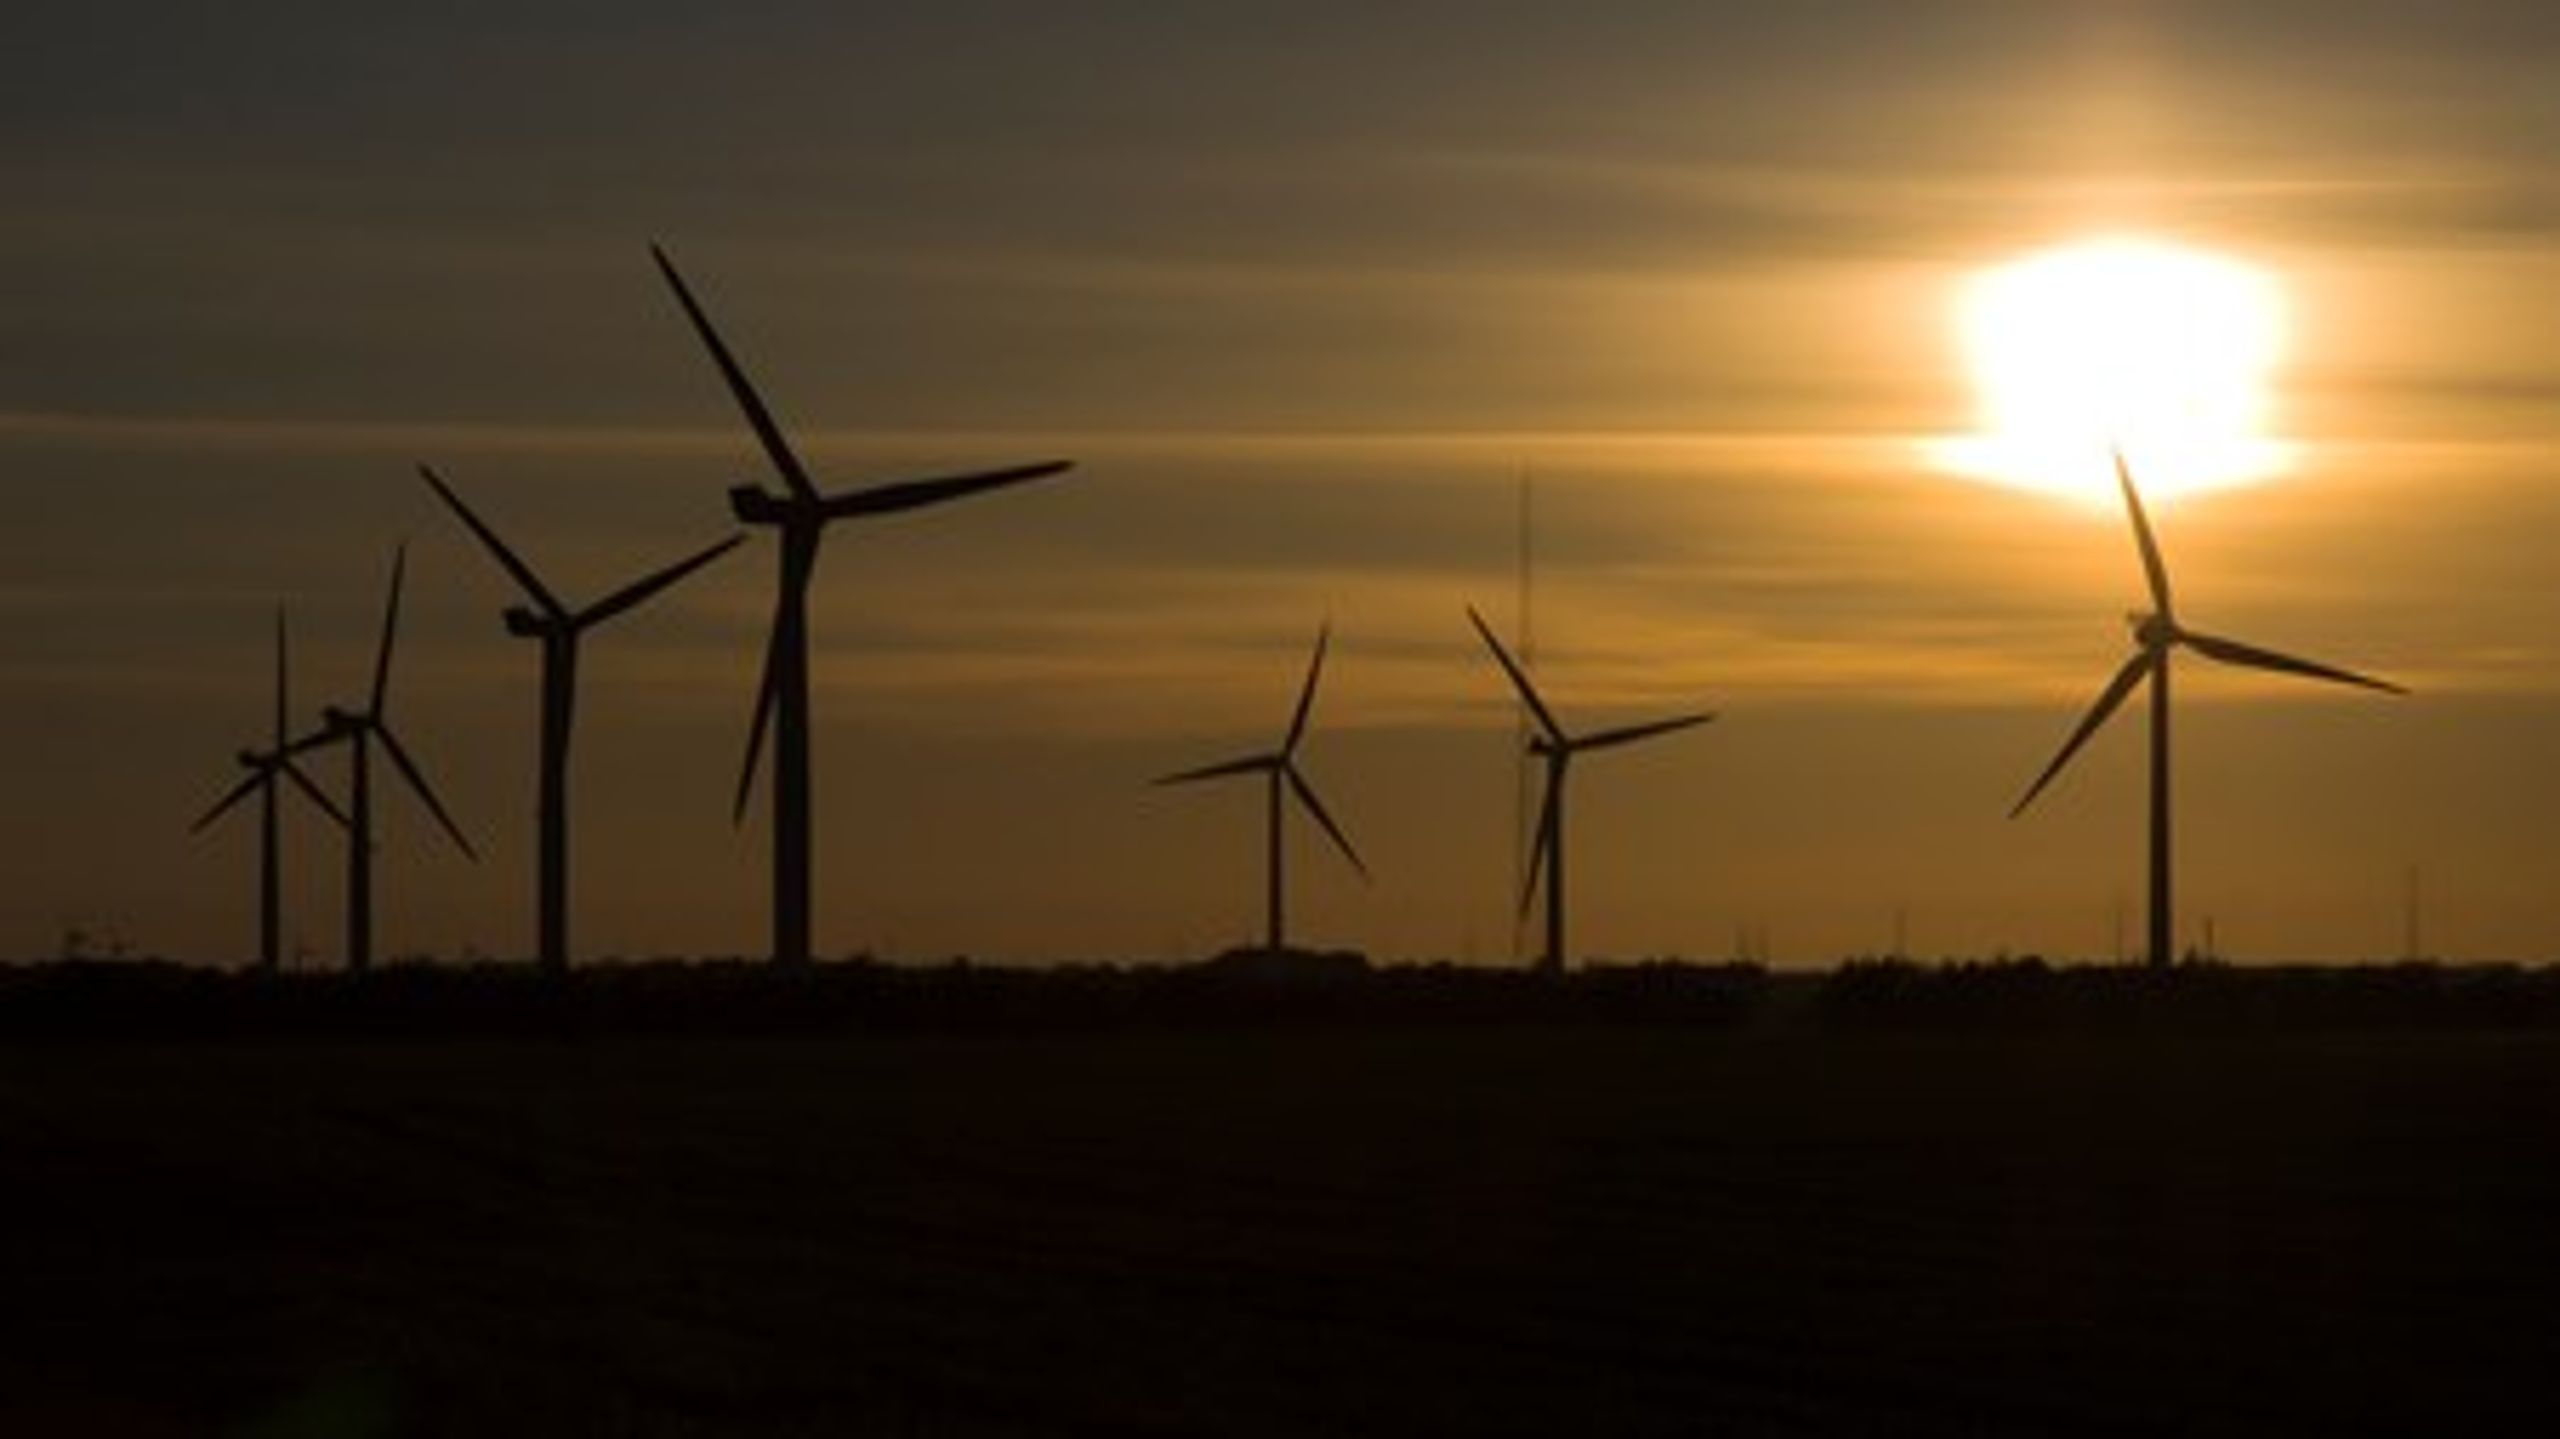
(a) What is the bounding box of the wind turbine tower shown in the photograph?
[652,244,1072,968]
[1466,606,1715,974]
[422,464,740,973]
[190,609,346,971]
[288,546,477,971]
[1155,625,1369,955]
[2010,455,2405,969]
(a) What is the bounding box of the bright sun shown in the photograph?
[1928,235,2295,505]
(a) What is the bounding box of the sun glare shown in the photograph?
[1929,235,2295,506]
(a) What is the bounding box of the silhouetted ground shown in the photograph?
[11,955,2560,1039]
[1,961,2556,1433]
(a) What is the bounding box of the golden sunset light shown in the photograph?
[1930,235,2297,505]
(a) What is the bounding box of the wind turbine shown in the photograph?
[421,464,741,974]
[1465,606,1715,974]
[2010,454,2406,968]
[190,608,347,972]
[289,545,477,971]
[1155,625,1369,955]
[651,243,1072,968]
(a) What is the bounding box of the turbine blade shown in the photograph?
[375,722,476,861]
[278,757,350,829]
[1284,623,1330,755]
[578,533,745,628]
[1152,754,1274,786]
[1465,604,1563,743]
[1286,764,1368,881]
[819,460,1073,520]
[282,724,347,758]
[419,464,565,617]
[190,772,265,835]
[1575,711,1716,754]
[2011,649,2155,819]
[2182,630,2408,695]
[370,544,407,718]
[650,243,819,502]
[2115,451,2174,618]
[734,612,786,825]
[1520,779,1557,921]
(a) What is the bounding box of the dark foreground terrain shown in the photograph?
[3,969,2558,1433]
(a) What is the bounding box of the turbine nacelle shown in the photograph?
[727,484,798,525]
[2129,610,2177,649]
[502,606,553,638]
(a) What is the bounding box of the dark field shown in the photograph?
[5,1021,2559,1434]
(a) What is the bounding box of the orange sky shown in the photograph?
[5,3,2556,964]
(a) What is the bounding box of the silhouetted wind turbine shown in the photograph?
[1466,606,1715,974]
[190,608,347,972]
[1155,625,1369,955]
[651,243,1072,967]
[2010,454,2406,968]
[289,546,477,971]
[421,464,741,974]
